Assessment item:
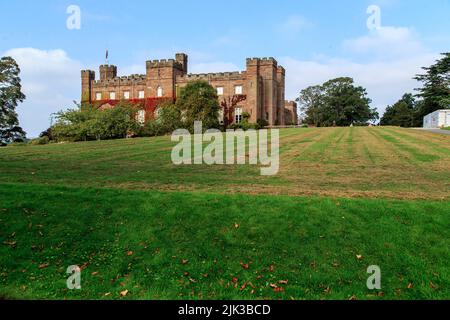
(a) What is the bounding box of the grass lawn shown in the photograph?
[0,127,449,300]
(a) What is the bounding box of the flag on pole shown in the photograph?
[106,49,109,63]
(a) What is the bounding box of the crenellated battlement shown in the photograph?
[93,74,146,86]
[146,59,184,70]
[177,71,245,81]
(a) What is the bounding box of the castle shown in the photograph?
[81,53,298,126]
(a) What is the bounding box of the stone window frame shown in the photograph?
[109,92,116,100]
[157,86,163,98]
[216,87,224,96]
[235,107,243,124]
[123,91,130,100]
[96,92,102,101]
[234,85,243,95]
[138,90,145,99]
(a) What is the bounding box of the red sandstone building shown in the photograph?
[81,53,298,126]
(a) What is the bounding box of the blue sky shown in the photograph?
[1,0,449,136]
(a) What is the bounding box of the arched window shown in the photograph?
[157,86,163,98]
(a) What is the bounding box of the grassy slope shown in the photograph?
[0,127,449,300]
[0,127,449,199]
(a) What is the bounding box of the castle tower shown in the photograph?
[146,56,185,99]
[81,70,95,103]
[259,58,278,125]
[277,66,286,125]
[175,53,188,74]
[99,65,117,81]
[246,58,261,123]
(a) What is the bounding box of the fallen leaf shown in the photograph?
[104,292,111,296]
[278,280,289,285]
[234,223,240,229]
[119,289,128,297]
[240,262,249,269]
[349,295,357,301]
[274,287,284,293]
[407,283,414,289]
[181,259,189,265]
[269,284,278,289]
[240,282,247,291]
[430,282,436,289]
[232,277,238,283]
[356,255,363,261]
[127,251,133,256]
[91,271,99,276]
[38,263,49,269]
[189,278,197,283]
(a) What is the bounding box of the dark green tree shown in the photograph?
[414,53,450,124]
[380,93,417,127]
[297,77,378,127]
[175,80,220,132]
[0,56,26,143]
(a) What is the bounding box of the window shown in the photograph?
[96,92,102,101]
[235,107,242,124]
[235,85,243,95]
[138,90,145,99]
[157,86,163,98]
[137,110,146,124]
[110,92,116,100]
[217,87,224,96]
[123,91,130,99]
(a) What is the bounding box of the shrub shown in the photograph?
[257,119,269,128]
[29,136,49,145]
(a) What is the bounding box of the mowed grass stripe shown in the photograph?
[0,128,449,200]
[382,127,450,156]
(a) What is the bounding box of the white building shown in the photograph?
[423,110,450,128]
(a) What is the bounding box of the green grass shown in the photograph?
[442,127,450,131]
[0,127,449,300]
[1,183,448,300]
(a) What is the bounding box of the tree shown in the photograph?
[155,101,182,133]
[175,80,220,132]
[380,93,417,127]
[296,85,324,126]
[0,56,26,143]
[297,77,378,127]
[220,94,247,128]
[414,53,450,124]
[52,102,139,141]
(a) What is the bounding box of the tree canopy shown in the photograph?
[0,56,26,143]
[175,80,220,132]
[414,52,450,123]
[380,93,419,127]
[297,77,378,127]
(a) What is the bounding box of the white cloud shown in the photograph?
[2,48,82,137]
[342,26,424,58]
[282,25,438,117]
